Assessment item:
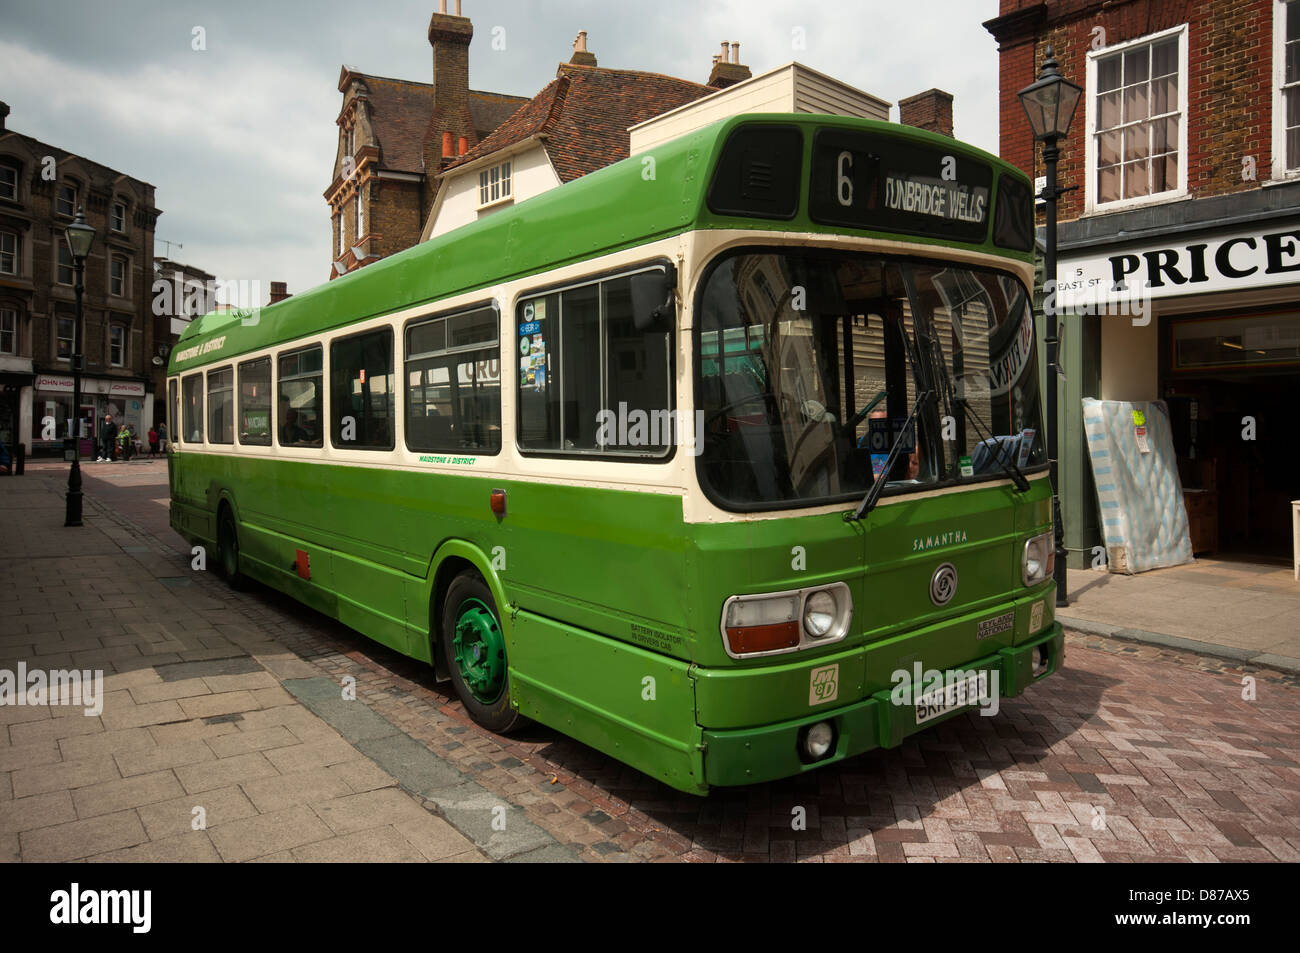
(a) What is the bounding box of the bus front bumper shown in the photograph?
[699,623,1064,788]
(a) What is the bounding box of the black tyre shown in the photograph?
[441,571,522,734]
[216,507,250,590]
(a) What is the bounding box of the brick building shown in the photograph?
[985,0,1300,563]
[0,101,161,457]
[323,1,527,278]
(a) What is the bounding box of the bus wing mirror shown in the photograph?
[630,265,676,333]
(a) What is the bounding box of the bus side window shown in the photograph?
[517,267,673,457]
[277,346,324,448]
[181,373,204,444]
[167,378,177,446]
[405,305,501,455]
[330,327,394,450]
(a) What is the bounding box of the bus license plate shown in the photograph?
[914,671,989,725]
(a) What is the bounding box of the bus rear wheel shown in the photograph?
[216,508,249,591]
[441,571,521,734]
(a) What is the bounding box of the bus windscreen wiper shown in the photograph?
[845,389,931,523]
[956,397,1030,493]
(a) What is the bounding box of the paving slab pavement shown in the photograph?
[0,466,573,862]
[1060,558,1300,674]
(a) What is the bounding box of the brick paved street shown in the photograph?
[3,460,1300,862]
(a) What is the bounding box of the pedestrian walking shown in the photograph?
[148,426,159,457]
[157,421,168,454]
[98,414,117,463]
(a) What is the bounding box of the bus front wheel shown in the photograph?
[441,571,521,734]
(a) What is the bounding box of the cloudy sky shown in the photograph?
[1,0,1006,299]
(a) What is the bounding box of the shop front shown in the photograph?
[1057,213,1300,564]
[31,373,152,458]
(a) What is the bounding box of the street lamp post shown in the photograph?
[63,207,96,527]
[1018,45,1082,609]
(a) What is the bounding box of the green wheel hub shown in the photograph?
[451,598,506,704]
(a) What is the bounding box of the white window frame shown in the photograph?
[109,324,126,367]
[110,254,129,298]
[1273,0,1300,180]
[0,163,17,202]
[56,183,76,217]
[0,231,17,275]
[1085,24,1189,214]
[55,315,74,360]
[56,244,74,286]
[477,160,513,209]
[111,201,127,232]
[0,308,16,355]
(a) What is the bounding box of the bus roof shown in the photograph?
[170,113,1032,375]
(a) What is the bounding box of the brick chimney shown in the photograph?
[898,89,954,137]
[707,41,751,89]
[269,281,290,304]
[570,30,597,67]
[424,1,477,175]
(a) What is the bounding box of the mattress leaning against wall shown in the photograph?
[1081,398,1194,574]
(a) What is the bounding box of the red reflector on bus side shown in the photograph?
[726,621,800,655]
[490,489,507,516]
[295,550,310,580]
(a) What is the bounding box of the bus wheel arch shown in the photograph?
[427,543,522,733]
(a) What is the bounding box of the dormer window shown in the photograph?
[477,160,512,208]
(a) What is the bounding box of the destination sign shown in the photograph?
[809,129,993,243]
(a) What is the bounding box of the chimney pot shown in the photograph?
[439,0,446,12]
[458,136,468,156]
[732,42,740,63]
[442,130,454,157]
[0,101,8,133]
[454,0,461,14]
[569,29,597,65]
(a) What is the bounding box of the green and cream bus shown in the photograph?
[167,114,1061,795]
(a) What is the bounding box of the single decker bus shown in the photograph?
[167,113,1061,795]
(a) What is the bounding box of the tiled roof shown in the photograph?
[447,63,716,182]
[350,74,527,175]
[469,89,531,141]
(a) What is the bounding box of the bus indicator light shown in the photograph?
[726,621,800,655]
[490,489,507,516]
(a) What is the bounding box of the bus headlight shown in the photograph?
[1022,531,1055,587]
[803,589,838,638]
